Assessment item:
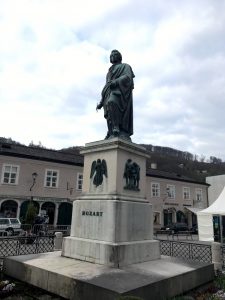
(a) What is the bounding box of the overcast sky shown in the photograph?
[1,0,225,160]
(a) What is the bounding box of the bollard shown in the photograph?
[211,242,223,272]
[54,232,63,250]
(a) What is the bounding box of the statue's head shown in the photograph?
[110,50,122,64]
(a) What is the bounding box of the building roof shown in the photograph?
[146,168,209,186]
[0,142,84,166]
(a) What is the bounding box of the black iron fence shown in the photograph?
[33,224,71,236]
[0,224,71,237]
[0,235,54,258]
[221,245,225,268]
[21,224,71,236]
[160,240,212,263]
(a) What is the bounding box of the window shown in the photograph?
[0,219,9,225]
[2,164,19,184]
[10,219,20,224]
[167,185,175,199]
[45,169,59,188]
[195,188,202,202]
[183,187,190,200]
[77,173,83,191]
[151,182,160,197]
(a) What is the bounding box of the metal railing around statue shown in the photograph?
[20,224,71,236]
[0,235,54,259]
[31,224,71,236]
[0,224,71,260]
[221,245,225,268]
[160,240,212,263]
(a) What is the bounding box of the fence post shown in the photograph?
[211,242,223,272]
[54,232,63,250]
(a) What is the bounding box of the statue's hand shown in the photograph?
[110,80,117,89]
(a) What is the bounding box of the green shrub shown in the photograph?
[214,273,225,291]
[25,202,38,225]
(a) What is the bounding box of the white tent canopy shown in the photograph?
[200,185,225,215]
[197,185,225,241]
[185,207,202,214]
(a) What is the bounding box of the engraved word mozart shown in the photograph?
[82,211,103,217]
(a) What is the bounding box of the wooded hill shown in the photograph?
[141,144,225,182]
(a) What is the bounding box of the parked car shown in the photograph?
[165,222,189,233]
[0,218,22,236]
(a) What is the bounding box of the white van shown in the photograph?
[0,218,22,236]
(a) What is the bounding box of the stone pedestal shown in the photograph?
[62,138,160,267]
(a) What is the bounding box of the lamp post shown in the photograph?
[163,187,170,202]
[30,172,38,202]
[25,172,38,227]
[30,172,38,191]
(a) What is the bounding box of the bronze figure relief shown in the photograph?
[90,159,107,187]
[123,159,140,191]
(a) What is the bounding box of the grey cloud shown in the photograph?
[54,84,99,117]
[21,26,37,42]
[61,94,90,115]
[184,30,225,60]
[24,62,38,72]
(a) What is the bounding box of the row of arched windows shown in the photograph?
[0,200,72,225]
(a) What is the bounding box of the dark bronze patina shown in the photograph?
[90,159,107,187]
[96,50,135,140]
[123,159,140,191]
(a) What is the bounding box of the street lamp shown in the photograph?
[26,172,38,228]
[30,172,38,192]
[163,187,170,202]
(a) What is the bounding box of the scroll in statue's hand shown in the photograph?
[110,80,117,89]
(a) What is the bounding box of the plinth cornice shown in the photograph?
[81,137,150,158]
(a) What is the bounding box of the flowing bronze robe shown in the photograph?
[101,63,135,137]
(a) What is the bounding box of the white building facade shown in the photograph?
[0,142,83,225]
[147,169,209,230]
